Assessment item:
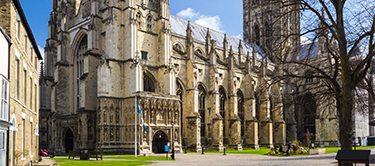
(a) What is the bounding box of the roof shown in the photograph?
[289,42,319,61]
[0,26,11,43]
[170,15,265,60]
[12,0,43,60]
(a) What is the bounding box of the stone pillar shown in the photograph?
[186,88,201,152]
[272,100,285,146]
[186,115,202,152]
[259,97,273,148]
[228,95,242,150]
[244,99,259,149]
[211,116,224,151]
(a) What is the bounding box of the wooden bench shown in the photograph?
[335,150,370,166]
[88,151,103,160]
[68,150,80,159]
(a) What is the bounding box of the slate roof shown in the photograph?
[170,15,265,60]
[289,42,319,61]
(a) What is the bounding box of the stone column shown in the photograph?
[186,89,202,152]
[228,95,242,150]
[245,99,259,149]
[273,102,286,146]
[258,95,273,148]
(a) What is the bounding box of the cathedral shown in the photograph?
[39,0,345,154]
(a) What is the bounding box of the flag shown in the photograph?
[136,99,147,132]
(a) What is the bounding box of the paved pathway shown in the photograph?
[33,157,55,166]
[148,149,375,166]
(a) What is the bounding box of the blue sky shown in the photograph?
[19,0,243,54]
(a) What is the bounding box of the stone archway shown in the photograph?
[152,130,169,153]
[65,129,74,153]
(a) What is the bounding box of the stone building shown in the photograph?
[39,0,290,154]
[0,25,11,166]
[244,0,342,145]
[0,0,43,165]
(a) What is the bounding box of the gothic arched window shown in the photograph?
[136,12,141,27]
[76,35,87,110]
[219,87,226,138]
[255,25,260,46]
[306,73,313,84]
[147,16,152,31]
[237,90,244,137]
[176,81,184,136]
[144,74,155,92]
[198,85,206,137]
[301,93,316,134]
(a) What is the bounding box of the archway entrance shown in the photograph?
[65,129,74,153]
[152,131,168,153]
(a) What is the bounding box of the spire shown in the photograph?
[229,45,234,69]
[238,40,243,66]
[206,28,211,57]
[223,34,228,59]
[246,51,251,73]
[186,21,194,59]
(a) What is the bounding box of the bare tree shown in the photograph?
[269,0,375,151]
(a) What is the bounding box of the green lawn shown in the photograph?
[317,146,375,153]
[102,155,174,161]
[51,158,153,166]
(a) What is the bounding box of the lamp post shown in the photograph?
[171,122,175,159]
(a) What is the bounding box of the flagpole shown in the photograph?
[135,95,137,158]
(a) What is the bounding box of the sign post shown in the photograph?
[135,96,137,158]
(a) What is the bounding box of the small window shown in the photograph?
[16,13,21,40]
[196,49,203,56]
[141,51,148,60]
[147,16,152,31]
[175,44,181,51]
[306,74,313,83]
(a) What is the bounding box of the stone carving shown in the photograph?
[103,110,107,123]
[82,2,91,18]
[110,128,114,141]
[116,110,120,123]
[116,128,120,141]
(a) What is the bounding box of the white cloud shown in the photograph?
[177,8,199,20]
[195,15,223,32]
[177,8,224,33]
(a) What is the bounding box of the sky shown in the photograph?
[19,0,244,58]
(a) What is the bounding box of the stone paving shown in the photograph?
[149,149,375,166]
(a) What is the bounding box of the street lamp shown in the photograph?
[171,122,175,159]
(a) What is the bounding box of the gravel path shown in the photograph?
[148,149,375,166]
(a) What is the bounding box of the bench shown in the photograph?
[335,150,370,166]
[68,150,80,159]
[88,151,103,161]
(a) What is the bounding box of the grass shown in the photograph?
[51,158,154,166]
[102,155,174,161]
[317,145,375,153]
[60,161,153,166]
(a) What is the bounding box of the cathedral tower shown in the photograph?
[243,0,300,58]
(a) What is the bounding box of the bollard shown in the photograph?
[223,148,226,155]
[202,147,204,155]
[184,148,187,154]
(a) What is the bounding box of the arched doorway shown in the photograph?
[65,129,74,153]
[152,131,169,153]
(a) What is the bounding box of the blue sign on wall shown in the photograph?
[165,145,169,152]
